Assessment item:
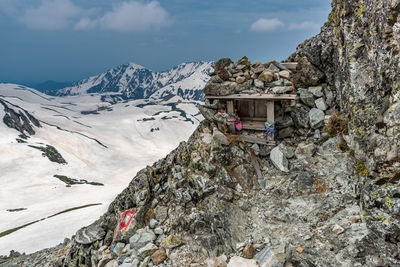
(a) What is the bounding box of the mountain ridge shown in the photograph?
[51,61,214,102]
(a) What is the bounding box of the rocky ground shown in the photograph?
[2,0,400,266]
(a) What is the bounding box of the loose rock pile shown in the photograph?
[205,57,294,96]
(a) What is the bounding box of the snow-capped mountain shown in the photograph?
[53,62,213,102]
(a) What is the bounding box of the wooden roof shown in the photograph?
[205,93,297,100]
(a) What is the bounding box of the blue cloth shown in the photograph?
[264,121,280,139]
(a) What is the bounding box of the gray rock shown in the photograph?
[270,146,289,172]
[315,98,327,111]
[139,256,151,267]
[198,106,217,121]
[295,142,316,158]
[267,64,280,72]
[113,242,125,256]
[278,70,291,79]
[129,229,157,250]
[254,79,265,88]
[271,86,292,94]
[149,219,158,229]
[309,86,324,97]
[278,127,294,138]
[212,128,230,146]
[309,108,325,129]
[254,65,265,74]
[154,227,163,235]
[278,143,295,159]
[104,260,118,267]
[75,223,105,245]
[138,243,158,258]
[300,90,315,107]
[277,116,294,129]
[251,144,260,155]
[214,58,232,72]
[258,70,274,83]
[291,104,310,128]
[255,245,286,267]
[324,87,334,107]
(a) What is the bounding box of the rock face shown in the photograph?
[75,223,106,245]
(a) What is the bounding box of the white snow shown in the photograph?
[0,83,203,255]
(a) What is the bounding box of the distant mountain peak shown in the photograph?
[49,61,214,103]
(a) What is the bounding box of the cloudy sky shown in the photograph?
[0,0,331,84]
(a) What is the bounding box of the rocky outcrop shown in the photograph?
[3,0,400,266]
[0,98,41,136]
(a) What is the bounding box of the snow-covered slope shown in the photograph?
[54,62,213,101]
[0,83,202,255]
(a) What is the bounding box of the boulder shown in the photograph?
[236,76,246,84]
[218,69,230,81]
[254,79,264,88]
[212,128,230,146]
[138,243,158,258]
[270,146,289,172]
[255,246,286,267]
[291,104,310,128]
[75,223,105,245]
[151,248,167,265]
[300,90,315,107]
[258,70,274,83]
[278,127,294,138]
[112,243,125,256]
[214,58,232,72]
[243,244,256,259]
[205,257,228,267]
[295,142,316,158]
[161,235,184,249]
[315,97,327,111]
[278,70,291,79]
[278,143,295,159]
[309,108,325,129]
[199,106,217,121]
[309,86,324,97]
[129,229,156,250]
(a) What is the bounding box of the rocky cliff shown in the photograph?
[2,0,400,266]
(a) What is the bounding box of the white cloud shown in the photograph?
[288,21,320,31]
[250,18,284,32]
[76,1,170,32]
[18,0,84,30]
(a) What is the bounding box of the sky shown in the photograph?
[0,0,332,84]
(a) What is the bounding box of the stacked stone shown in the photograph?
[200,57,337,139]
[205,56,294,96]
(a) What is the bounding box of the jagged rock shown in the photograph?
[199,106,217,121]
[309,86,324,97]
[75,223,105,245]
[278,127,294,138]
[242,244,256,259]
[139,256,151,267]
[270,146,289,172]
[214,58,233,72]
[315,97,327,111]
[161,235,183,249]
[112,243,125,256]
[212,128,230,146]
[255,246,285,267]
[151,248,167,265]
[384,103,400,127]
[254,65,265,74]
[309,108,325,129]
[254,79,264,88]
[218,69,230,81]
[237,56,251,68]
[278,143,295,159]
[292,56,325,87]
[277,116,294,129]
[279,70,291,79]
[129,229,156,250]
[295,142,316,158]
[300,89,315,107]
[332,224,345,235]
[138,243,158,258]
[291,104,310,128]
[271,86,292,94]
[258,70,274,83]
[227,256,257,267]
[149,219,158,229]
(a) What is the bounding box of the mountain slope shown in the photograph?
[53,62,213,101]
[0,83,203,255]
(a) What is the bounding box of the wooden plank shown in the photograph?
[238,135,275,146]
[280,62,298,71]
[242,120,265,131]
[240,117,268,122]
[205,94,297,100]
[227,100,235,134]
[266,101,275,141]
